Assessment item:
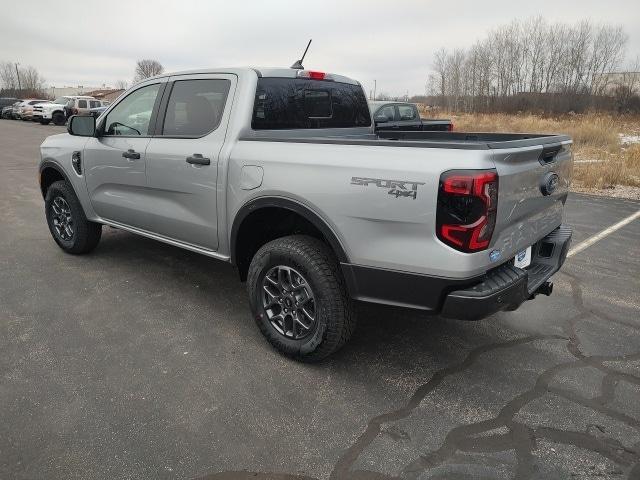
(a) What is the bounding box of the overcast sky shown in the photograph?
[2,0,639,96]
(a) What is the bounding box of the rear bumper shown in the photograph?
[441,224,571,320]
[341,224,572,319]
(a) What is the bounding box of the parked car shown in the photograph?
[370,101,453,131]
[14,99,50,120]
[38,67,573,361]
[88,105,108,118]
[1,100,22,119]
[0,97,19,114]
[35,96,105,125]
[69,97,105,116]
[22,100,51,121]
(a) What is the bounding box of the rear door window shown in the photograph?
[160,79,230,137]
[77,100,87,109]
[89,100,100,108]
[397,105,418,120]
[252,78,371,130]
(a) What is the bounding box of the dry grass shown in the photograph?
[423,110,640,189]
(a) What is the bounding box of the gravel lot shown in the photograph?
[1,120,639,479]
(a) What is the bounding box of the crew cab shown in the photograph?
[39,67,573,361]
[370,101,453,131]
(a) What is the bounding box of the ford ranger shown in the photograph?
[38,67,573,361]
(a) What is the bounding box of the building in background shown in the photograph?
[47,84,123,100]
[82,88,125,103]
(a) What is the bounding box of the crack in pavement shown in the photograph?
[329,267,640,479]
[328,334,567,479]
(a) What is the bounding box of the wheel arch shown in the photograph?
[39,160,74,199]
[230,197,349,281]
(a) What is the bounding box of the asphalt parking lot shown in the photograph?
[1,119,639,480]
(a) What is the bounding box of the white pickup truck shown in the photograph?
[38,66,573,361]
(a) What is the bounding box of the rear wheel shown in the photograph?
[45,180,102,254]
[247,235,356,362]
[52,112,66,126]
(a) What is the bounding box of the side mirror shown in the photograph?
[67,115,96,137]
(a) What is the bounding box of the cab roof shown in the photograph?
[147,67,360,86]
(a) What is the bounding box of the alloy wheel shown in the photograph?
[51,196,74,241]
[262,265,316,339]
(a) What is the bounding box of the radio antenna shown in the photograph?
[290,39,312,70]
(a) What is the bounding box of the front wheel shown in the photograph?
[40,119,51,125]
[52,112,66,126]
[45,180,102,254]
[247,235,356,362]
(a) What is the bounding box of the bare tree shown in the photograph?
[432,48,448,98]
[114,79,128,90]
[611,57,640,111]
[0,61,18,91]
[19,65,45,92]
[428,17,630,113]
[0,62,46,97]
[134,59,164,82]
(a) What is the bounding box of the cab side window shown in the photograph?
[77,100,87,109]
[398,105,417,120]
[161,79,230,137]
[376,105,396,121]
[103,84,161,136]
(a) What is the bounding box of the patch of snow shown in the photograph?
[618,133,640,145]
[574,159,604,164]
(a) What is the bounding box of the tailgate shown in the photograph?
[490,138,573,261]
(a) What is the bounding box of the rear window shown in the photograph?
[251,78,371,130]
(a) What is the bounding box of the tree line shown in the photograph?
[425,17,639,113]
[0,59,164,99]
[0,62,47,98]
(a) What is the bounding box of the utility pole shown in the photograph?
[15,63,21,92]
[373,80,377,101]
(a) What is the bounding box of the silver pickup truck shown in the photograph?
[39,67,573,361]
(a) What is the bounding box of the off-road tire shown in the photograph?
[52,112,66,126]
[45,180,102,254]
[247,235,356,362]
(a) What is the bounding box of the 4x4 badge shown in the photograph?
[351,176,425,200]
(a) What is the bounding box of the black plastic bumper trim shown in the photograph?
[340,264,480,312]
[341,223,572,320]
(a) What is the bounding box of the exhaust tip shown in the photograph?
[538,281,554,296]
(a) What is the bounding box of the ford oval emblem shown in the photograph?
[540,172,559,196]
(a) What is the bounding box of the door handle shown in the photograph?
[122,149,140,160]
[186,154,211,165]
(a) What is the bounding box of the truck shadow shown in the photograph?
[95,227,503,371]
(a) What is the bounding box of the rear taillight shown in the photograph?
[72,108,78,115]
[447,122,454,131]
[436,169,498,252]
